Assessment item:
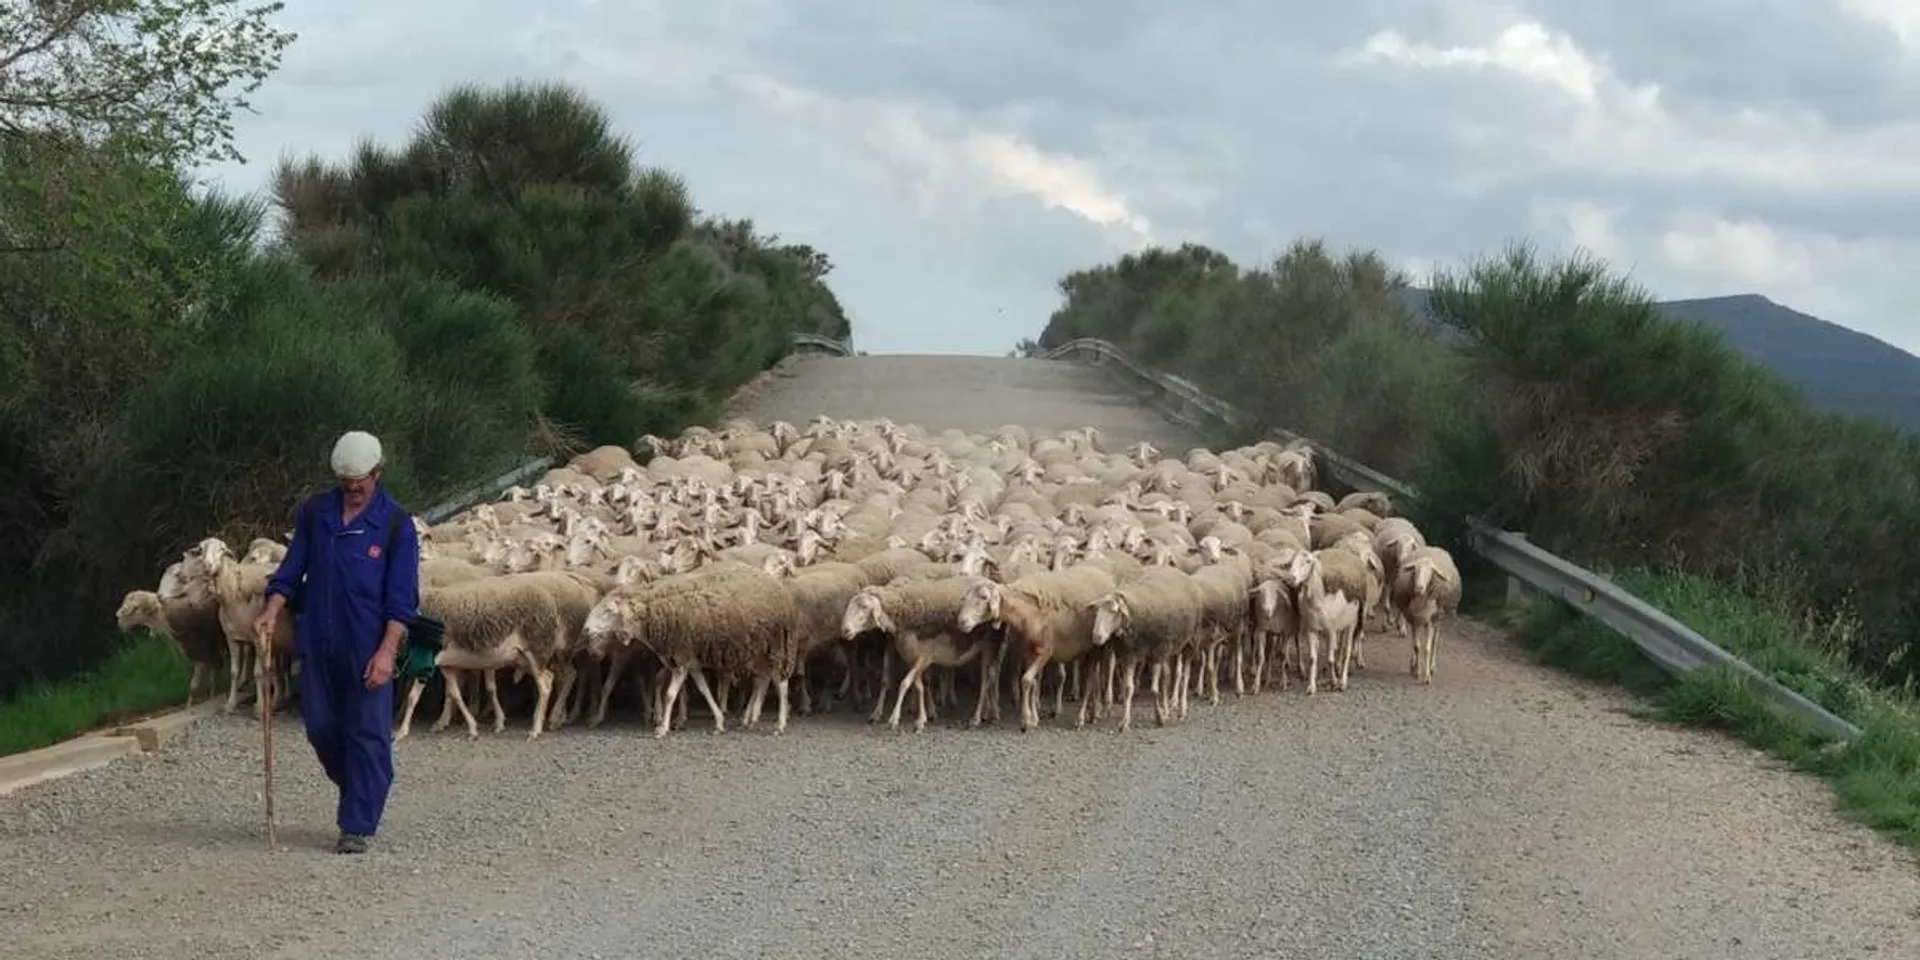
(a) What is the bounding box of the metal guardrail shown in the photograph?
[1045,336,1864,743]
[420,457,554,525]
[791,332,855,356]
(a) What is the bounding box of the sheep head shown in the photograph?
[1276,548,1320,592]
[1249,579,1296,622]
[116,590,164,633]
[841,589,894,640]
[242,538,285,566]
[1407,554,1450,597]
[582,593,642,659]
[955,579,1003,634]
[762,552,799,578]
[564,532,611,568]
[192,537,234,578]
[1087,592,1130,647]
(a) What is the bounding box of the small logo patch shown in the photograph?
[368,545,383,559]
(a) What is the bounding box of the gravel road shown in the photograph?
[3,354,1915,960]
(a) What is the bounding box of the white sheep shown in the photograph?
[395,573,568,741]
[1392,545,1461,684]
[1088,565,1204,730]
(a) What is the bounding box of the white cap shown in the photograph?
[330,431,383,478]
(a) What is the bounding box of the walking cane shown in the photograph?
[257,625,277,850]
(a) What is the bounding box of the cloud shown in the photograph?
[195,1,1920,355]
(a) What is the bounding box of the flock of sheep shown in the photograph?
[114,417,1462,740]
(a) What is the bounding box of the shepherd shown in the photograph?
[255,430,421,855]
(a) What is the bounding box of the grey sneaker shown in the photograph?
[333,832,371,854]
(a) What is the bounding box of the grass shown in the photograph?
[1506,567,1920,849]
[0,632,199,757]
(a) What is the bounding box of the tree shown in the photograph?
[0,0,296,167]
[273,81,850,447]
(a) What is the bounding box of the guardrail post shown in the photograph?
[1503,532,1534,609]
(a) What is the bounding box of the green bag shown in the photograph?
[394,611,446,685]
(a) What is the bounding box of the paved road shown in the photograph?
[3,354,1915,960]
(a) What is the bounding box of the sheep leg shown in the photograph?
[519,655,553,741]
[1099,654,1116,719]
[1352,630,1367,671]
[1335,623,1355,692]
[645,670,665,727]
[223,637,246,714]
[743,676,768,728]
[1104,651,1119,712]
[1050,663,1066,719]
[1074,663,1094,729]
[986,641,1006,723]
[430,671,459,732]
[1019,656,1050,731]
[1206,642,1223,706]
[566,656,597,723]
[443,666,484,740]
[1305,630,1321,696]
[714,677,734,720]
[654,667,689,738]
[1418,619,1438,684]
[969,640,1000,728]
[772,676,791,734]
[675,680,689,728]
[394,679,428,741]
[1231,638,1247,697]
[887,656,929,731]
[833,648,855,705]
[1167,652,1182,721]
[1150,660,1167,726]
[484,671,507,734]
[917,679,933,731]
[547,660,576,730]
[186,663,209,706]
[794,662,814,716]
[868,647,895,723]
[689,671,727,733]
[591,650,631,728]
[1118,654,1138,732]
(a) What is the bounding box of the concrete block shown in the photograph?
[114,700,223,752]
[0,732,143,797]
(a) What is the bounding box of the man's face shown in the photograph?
[339,469,379,507]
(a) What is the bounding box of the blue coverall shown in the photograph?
[265,485,421,838]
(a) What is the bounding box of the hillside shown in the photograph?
[1399,289,1920,432]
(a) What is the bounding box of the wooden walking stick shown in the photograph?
[257,625,277,849]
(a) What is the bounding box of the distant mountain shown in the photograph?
[1398,289,1920,432]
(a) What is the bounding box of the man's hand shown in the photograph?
[253,595,284,643]
[366,619,407,690]
[363,650,395,690]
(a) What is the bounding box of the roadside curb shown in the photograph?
[0,732,144,797]
[0,699,219,798]
[113,699,224,752]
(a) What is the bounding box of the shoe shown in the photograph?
[333,832,371,854]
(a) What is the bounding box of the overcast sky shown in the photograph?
[200,0,1920,357]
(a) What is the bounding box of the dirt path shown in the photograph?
[2,354,1913,960]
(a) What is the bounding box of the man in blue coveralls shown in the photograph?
[255,430,421,854]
